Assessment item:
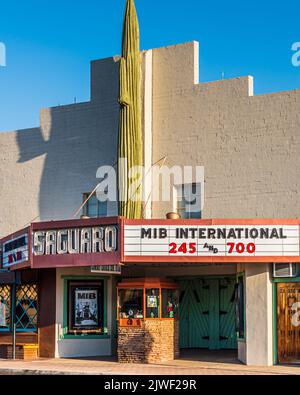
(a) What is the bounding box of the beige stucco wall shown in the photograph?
[1,41,299,231]
[0,127,44,236]
[237,263,274,366]
[55,267,116,358]
[151,41,300,219]
[0,57,120,238]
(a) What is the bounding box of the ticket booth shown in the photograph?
[117,278,179,364]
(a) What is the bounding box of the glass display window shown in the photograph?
[162,289,179,319]
[0,285,11,331]
[117,278,179,326]
[16,284,38,332]
[118,289,143,319]
[146,289,160,319]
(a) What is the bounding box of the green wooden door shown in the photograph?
[179,279,210,349]
[219,278,238,349]
[179,278,237,350]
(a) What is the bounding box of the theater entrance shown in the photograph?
[178,277,237,350]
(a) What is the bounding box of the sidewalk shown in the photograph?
[0,357,299,375]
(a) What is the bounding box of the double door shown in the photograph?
[179,278,237,350]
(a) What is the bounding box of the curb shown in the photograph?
[0,368,105,375]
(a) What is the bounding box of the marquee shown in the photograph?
[123,220,300,263]
[2,234,28,268]
[1,218,300,269]
[33,226,117,256]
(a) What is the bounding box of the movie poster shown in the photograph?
[74,289,98,328]
[147,295,158,308]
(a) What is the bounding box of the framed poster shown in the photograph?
[68,281,103,334]
[147,295,158,308]
[146,289,160,319]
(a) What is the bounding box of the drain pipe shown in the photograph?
[11,282,16,360]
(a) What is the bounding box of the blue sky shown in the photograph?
[0,0,299,132]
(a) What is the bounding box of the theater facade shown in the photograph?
[0,218,299,365]
[0,0,300,367]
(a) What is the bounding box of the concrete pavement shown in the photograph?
[0,356,299,375]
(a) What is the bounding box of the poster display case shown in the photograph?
[68,281,104,335]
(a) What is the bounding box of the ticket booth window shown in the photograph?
[146,289,160,319]
[119,289,144,319]
[162,289,179,319]
[0,285,11,331]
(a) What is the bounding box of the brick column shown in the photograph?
[118,320,179,364]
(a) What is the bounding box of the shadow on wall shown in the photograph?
[16,57,120,223]
[117,321,179,364]
[117,327,155,364]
